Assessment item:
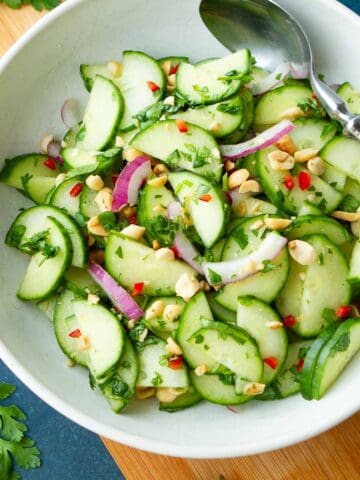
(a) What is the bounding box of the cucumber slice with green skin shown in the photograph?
[17,217,72,301]
[205,238,225,263]
[321,165,346,192]
[258,341,312,400]
[73,300,125,383]
[49,178,83,216]
[337,82,360,115]
[102,337,139,413]
[276,235,351,337]
[220,89,254,144]
[64,266,105,298]
[54,289,88,366]
[236,296,288,384]
[254,85,313,131]
[105,231,196,296]
[177,292,219,372]
[215,216,289,311]
[289,118,336,150]
[189,371,249,406]
[137,183,176,246]
[136,338,188,388]
[62,147,121,172]
[79,185,100,219]
[231,192,278,218]
[159,384,202,412]
[338,178,360,213]
[80,64,110,91]
[168,171,228,248]
[256,146,342,214]
[170,96,244,138]
[24,176,56,205]
[349,240,360,289]
[37,294,58,322]
[63,123,81,147]
[243,153,257,178]
[176,49,251,105]
[320,136,360,182]
[157,56,189,67]
[6,205,87,268]
[144,297,185,340]
[298,200,322,216]
[130,120,222,182]
[299,323,338,400]
[76,76,124,151]
[206,292,236,324]
[188,322,263,382]
[0,154,61,190]
[312,318,360,400]
[286,215,352,248]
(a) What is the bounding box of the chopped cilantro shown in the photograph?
[1,0,60,10]
[151,372,163,387]
[98,211,118,232]
[6,224,26,248]
[207,268,222,285]
[339,194,360,212]
[115,245,123,258]
[297,97,326,118]
[262,260,277,273]
[192,84,211,102]
[321,308,337,325]
[22,229,59,262]
[232,228,248,249]
[111,375,133,400]
[330,332,350,356]
[194,334,204,344]
[20,173,32,191]
[217,101,243,115]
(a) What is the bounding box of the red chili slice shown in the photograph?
[298,171,312,191]
[129,215,137,225]
[170,246,179,258]
[44,158,56,170]
[199,194,212,202]
[283,315,296,328]
[176,119,188,133]
[132,282,144,296]
[297,358,305,373]
[336,305,352,319]
[168,355,183,370]
[263,356,278,370]
[69,329,81,338]
[146,81,160,93]
[69,182,83,197]
[283,174,295,191]
[169,63,179,75]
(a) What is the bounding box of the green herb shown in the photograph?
[6,225,26,248]
[1,0,60,10]
[20,173,32,191]
[133,98,186,126]
[89,374,97,390]
[22,229,59,262]
[321,308,337,325]
[298,346,310,360]
[275,73,282,80]
[232,228,248,249]
[166,149,180,168]
[159,354,170,367]
[207,268,222,285]
[197,184,211,197]
[238,296,253,307]
[218,373,235,386]
[98,211,118,232]
[0,383,41,478]
[111,375,133,400]
[147,215,176,246]
[317,198,327,211]
[318,252,324,265]
[120,360,131,369]
[321,119,342,139]
[194,334,204,344]
[276,190,285,204]
[115,246,123,258]
[329,332,351,356]
[203,344,210,351]
[261,260,277,273]
[192,84,211,102]
[297,97,326,118]
[73,212,87,228]
[318,73,325,82]
[151,373,163,387]
[339,194,360,212]
[217,101,243,115]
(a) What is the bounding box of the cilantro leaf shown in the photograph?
[6,225,26,249]
[207,268,222,285]
[331,332,350,356]
[151,372,163,387]
[232,228,248,249]
[0,406,27,443]
[0,385,15,402]
[297,97,326,118]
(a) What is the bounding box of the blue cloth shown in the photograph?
[340,0,360,14]
[0,361,123,480]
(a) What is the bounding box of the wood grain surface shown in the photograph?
[1,5,359,480]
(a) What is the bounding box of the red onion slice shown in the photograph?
[167,201,182,220]
[88,262,143,320]
[250,63,290,96]
[112,155,151,212]
[173,231,204,275]
[289,62,310,80]
[202,232,288,286]
[61,98,83,129]
[220,120,295,160]
[47,140,62,159]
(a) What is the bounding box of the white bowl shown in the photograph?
[0,0,359,459]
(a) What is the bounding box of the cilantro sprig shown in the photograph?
[0,383,41,479]
[1,0,61,10]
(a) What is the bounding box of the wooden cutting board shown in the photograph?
[1,5,359,479]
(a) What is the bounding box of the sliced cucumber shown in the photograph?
[0,154,61,190]
[102,337,138,413]
[37,294,58,322]
[144,296,185,340]
[206,292,236,324]
[170,96,243,138]
[64,266,105,298]
[54,289,88,366]
[236,296,288,384]
[243,153,257,178]
[312,318,360,399]
[259,341,312,400]
[215,216,289,311]
[137,183,175,246]
[337,82,360,115]
[6,206,87,268]
[136,338,188,388]
[168,171,227,248]
[159,384,202,412]
[130,120,222,181]
[63,123,81,148]
[80,64,110,91]
[79,185,100,219]
[256,147,342,214]
[73,300,125,383]
[177,292,219,372]
[321,136,360,182]
[105,231,195,296]
[338,178,360,212]
[231,192,278,218]
[205,238,225,263]
[49,178,82,216]
[321,165,346,192]
[289,118,336,150]
[188,322,263,382]
[24,176,56,205]
[299,323,338,400]
[157,56,189,67]
[176,50,251,105]
[276,235,351,337]
[298,201,322,216]
[254,85,312,131]
[189,371,248,406]
[17,217,72,301]
[220,89,255,143]
[62,147,121,172]
[286,215,352,248]
[77,76,124,151]
[349,240,360,289]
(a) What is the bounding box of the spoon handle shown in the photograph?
[311,74,360,141]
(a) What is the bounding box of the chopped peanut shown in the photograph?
[161,60,172,76]
[78,335,91,351]
[127,318,137,330]
[86,174,104,192]
[331,211,360,222]
[175,273,200,301]
[121,224,146,240]
[153,163,169,175]
[228,169,250,189]
[123,147,143,162]
[307,156,325,176]
[236,201,247,217]
[288,239,317,265]
[279,106,304,121]
[95,188,113,212]
[265,321,283,330]
[268,150,290,163]
[148,175,168,188]
[145,300,165,320]
[209,121,221,134]
[275,134,296,154]
[351,219,360,238]
[163,95,175,106]
[155,247,175,262]
[194,364,207,376]
[264,218,292,230]
[166,337,182,356]
[87,293,100,305]
[136,387,156,400]
[152,239,161,250]
[224,159,235,172]
[239,180,262,194]
[244,382,266,396]
[87,216,108,237]
[268,151,295,171]
[294,148,318,163]
[163,304,184,322]
[249,219,264,230]
[167,74,176,86]
[152,204,167,215]
[156,387,183,403]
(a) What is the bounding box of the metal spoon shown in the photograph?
[200,0,360,140]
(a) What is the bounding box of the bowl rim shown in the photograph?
[0,0,359,459]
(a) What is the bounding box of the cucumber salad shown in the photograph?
[1,49,360,414]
